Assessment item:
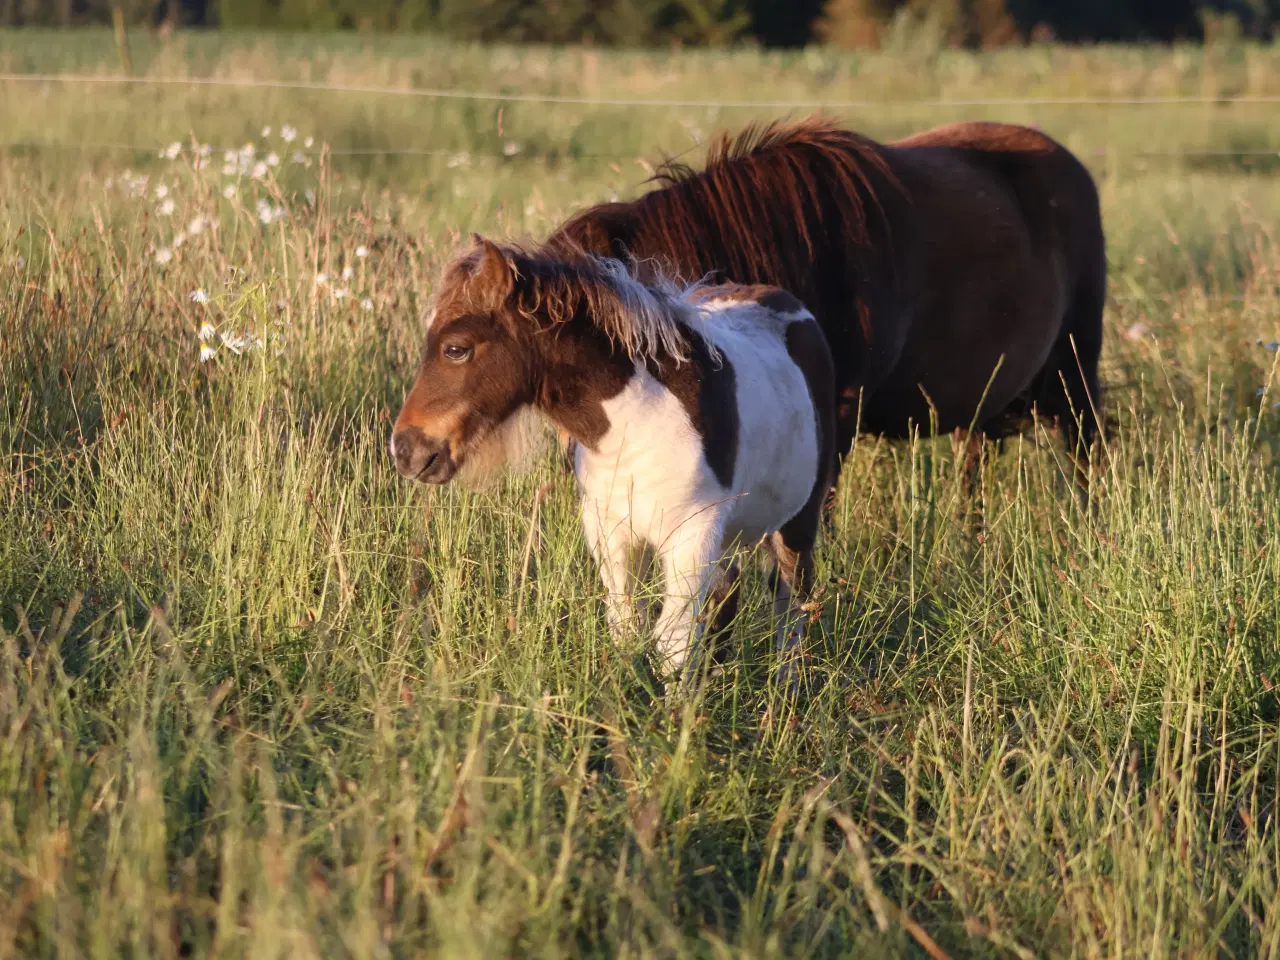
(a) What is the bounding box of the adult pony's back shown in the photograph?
[546,116,1107,475]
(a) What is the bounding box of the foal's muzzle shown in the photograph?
[390,426,457,484]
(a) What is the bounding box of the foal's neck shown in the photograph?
[530,315,640,452]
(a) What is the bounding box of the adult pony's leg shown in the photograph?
[1037,266,1107,493]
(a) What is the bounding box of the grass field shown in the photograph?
[4,30,1280,958]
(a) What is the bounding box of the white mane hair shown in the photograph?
[510,251,721,368]
[583,255,722,366]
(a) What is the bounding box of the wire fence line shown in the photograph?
[5,71,1280,108]
[0,139,632,160]
[2,138,1277,163]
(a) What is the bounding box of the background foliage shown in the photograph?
[4,0,1280,45]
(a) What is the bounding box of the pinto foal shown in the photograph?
[391,236,836,686]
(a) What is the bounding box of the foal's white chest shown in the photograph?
[573,365,714,545]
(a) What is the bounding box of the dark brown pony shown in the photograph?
[546,116,1107,482]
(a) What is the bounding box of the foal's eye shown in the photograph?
[442,344,472,363]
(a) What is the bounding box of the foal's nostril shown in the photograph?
[391,430,421,475]
[391,427,450,481]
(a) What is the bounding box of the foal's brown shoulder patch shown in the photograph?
[647,331,738,489]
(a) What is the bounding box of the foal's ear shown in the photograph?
[468,233,514,305]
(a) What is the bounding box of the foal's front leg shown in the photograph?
[651,521,724,686]
[581,501,645,637]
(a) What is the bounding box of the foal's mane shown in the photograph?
[497,243,710,364]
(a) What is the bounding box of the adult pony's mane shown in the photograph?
[549,116,900,310]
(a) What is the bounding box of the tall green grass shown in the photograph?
[3,32,1280,958]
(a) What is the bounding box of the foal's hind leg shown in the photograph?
[764,522,818,695]
[705,557,743,666]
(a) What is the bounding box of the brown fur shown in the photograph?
[547,116,1108,486]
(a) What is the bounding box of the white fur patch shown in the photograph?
[454,405,553,490]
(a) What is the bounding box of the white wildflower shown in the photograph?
[281,125,297,143]
[266,152,280,168]
[187,216,206,236]
[333,287,349,300]
[361,297,374,312]
[163,141,182,160]
[199,344,218,363]
[190,289,210,304]
[219,330,262,355]
[315,272,328,286]
[198,321,217,340]
[197,143,213,158]
[251,161,268,180]
[292,150,307,164]
[341,265,354,282]
[157,197,176,217]
[262,126,272,137]
[355,245,369,258]
[221,163,238,176]
[502,141,521,157]
[1123,322,1149,341]
[172,230,187,249]
[223,184,238,200]
[155,247,173,265]
[154,183,170,200]
[255,199,285,225]
[304,136,314,148]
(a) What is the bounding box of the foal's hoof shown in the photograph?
[775,664,800,699]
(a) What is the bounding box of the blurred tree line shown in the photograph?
[3,0,1279,45]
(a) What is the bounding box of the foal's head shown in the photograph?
[390,235,539,484]
[391,235,699,484]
